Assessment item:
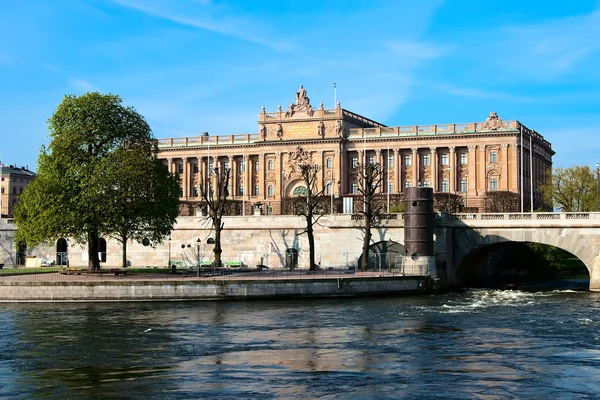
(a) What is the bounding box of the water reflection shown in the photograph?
[1,291,600,398]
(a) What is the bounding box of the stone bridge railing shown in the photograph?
[435,212,600,227]
[440,212,600,221]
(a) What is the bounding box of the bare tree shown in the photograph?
[357,162,385,272]
[198,164,231,268]
[483,191,520,213]
[297,163,327,271]
[433,193,463,213]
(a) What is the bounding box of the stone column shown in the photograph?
[167,158,173,175]
[449,147,456,193]
[411,148,418,187]
[430,147,437,191]
[468,145,477,195]
[260,153,266,200]
[376,150,383,193]
[502,144,509,191]
[244,155,250,201]
[396,149,402,192]
[182,157,189,199]
[479,145,487,192]
[338,146,344,195]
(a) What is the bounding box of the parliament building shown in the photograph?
[157,86,554,215]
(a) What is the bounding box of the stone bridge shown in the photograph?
[435,212,600,291]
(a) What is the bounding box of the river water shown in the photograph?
[1,288,600,399]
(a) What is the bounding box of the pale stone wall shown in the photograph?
[1,215,407,270]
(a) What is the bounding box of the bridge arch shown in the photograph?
[451,226,598,288]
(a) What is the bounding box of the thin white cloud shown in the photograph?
[68,78,96,93]
[110,0,292,50]
[499,8,600,77]
[434,83,534,103]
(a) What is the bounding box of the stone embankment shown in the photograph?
[0,272,429,302]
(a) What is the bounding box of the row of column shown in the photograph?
[353,144,510,194]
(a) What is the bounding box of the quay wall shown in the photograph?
[0,276,427,302]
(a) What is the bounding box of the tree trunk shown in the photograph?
[87,229,100,271]
[121,232,127,268]
[214,217,222,268]
[307,211,317,271]
[361,219,372,272]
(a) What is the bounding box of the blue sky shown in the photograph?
[1,0,599,170]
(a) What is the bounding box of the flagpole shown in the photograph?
[334,82,336,108]
[387,142,390,214]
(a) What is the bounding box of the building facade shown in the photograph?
[0,164,36,218]
[157,86,554,215]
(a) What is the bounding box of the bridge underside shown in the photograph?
[450,227,598,290]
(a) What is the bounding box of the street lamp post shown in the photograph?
[168,236,171,267]
[196,238,201,277]
[596,163,600,211]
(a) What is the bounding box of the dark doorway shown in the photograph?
[285,248,299,270]
[98,238,107,263]
[16,243,26,266]
[56,238,68,266]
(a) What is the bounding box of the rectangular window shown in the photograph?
[352,183,358,194]
[405,181,411,188]
[327,158,332,168]
[192,187,198,197]
[239,160,245,172]
[388,183,393,193]
[423,181,430,188]
[254,185,259,196]
[178,164,184,174]
[423,154,430,166]
[352,157,358,168]
[388,155,393,167]
[193,163,199,173]
[460,180,467,192]
[441,154,449,166]
[405,155,412,167]
[326,183,332,195]
[239,185,244,196]
[369,155,375,165]
[179,188,183,197]
[224,161,229,170]
[490,178,498,191]
[490,151,497,163]
[209,162,214,173]
[441,180,449,192]
[460,153,467,165]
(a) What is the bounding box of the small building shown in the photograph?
[0,164,36,218]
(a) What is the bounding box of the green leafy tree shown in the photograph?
[15,92,177,270]
[540,166,598,212]
[104,149,180,268]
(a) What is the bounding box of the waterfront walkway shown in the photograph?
[0,269,407,283]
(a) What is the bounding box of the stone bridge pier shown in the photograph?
[436,212,600,291]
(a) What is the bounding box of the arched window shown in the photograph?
[293,186,308,196]
[254,185,259,196]
[268,160,274,170]
[56,238,68,266]
[267,185,274,196]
